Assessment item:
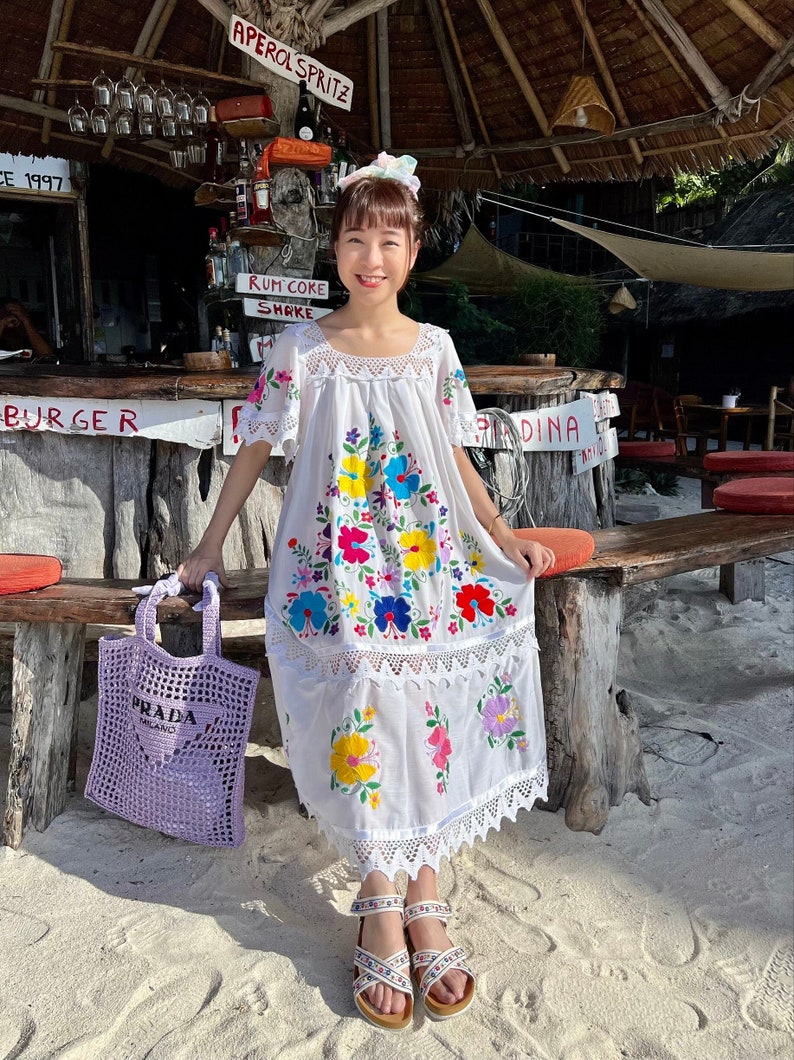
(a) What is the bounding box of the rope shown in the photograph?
[467,407,535,527]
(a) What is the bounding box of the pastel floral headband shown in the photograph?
[337,151,421,198]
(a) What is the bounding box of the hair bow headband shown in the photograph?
[337,151,421,198]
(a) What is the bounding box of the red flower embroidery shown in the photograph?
[455,583,495,622]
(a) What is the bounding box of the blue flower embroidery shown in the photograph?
[288,591,328,634]
[373,595,411,634]
[383,455,420,500]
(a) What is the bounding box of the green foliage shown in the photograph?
[655,143,794,212]
[406,281,516,363]
[508,273,604,367]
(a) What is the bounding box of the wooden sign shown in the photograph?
[236,274,329,299]
[573,426,619,475]
[473,397,598,452]
[228,15,353,111]
[243,298,332,321]
[0,396,221,449]
[249,334,275,363]
[0,153,72,195]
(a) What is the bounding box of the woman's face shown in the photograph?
[335,222,419,304]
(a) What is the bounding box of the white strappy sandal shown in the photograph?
[351,894,414,1031]
[403,900,475,1020]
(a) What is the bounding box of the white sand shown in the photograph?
[1,477,792,1060]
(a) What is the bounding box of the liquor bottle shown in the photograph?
[234,138,254,226]
[251,149,274,226]
[226,231,249,287]
[335,130,353,180]
[294,81,316,141]
[205,227,227,290]
[211,324,223,351]
[221,327,237,367]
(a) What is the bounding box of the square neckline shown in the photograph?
[310,320,428,363]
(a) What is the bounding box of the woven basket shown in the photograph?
[551,75,616,136]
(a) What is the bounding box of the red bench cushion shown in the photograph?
[0,554,63,596]
[513,527,596,577]
[703,451,794,473]
[618,441,676,459]
[712,478,794,515]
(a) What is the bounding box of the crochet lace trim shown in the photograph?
[265,601,539,689]
[307,761,548,880]
[303,321,439,377]
[236,408,299,460]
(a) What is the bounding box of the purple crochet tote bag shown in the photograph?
[85,575,259,847]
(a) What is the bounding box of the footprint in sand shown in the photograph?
[745,941,794,1035]
[0,908,50,948]
[235,972,270,1017]
[50,965,223,1060]
[0,1007,36,1060]
[640,893,699,967]
[106,912,209,963]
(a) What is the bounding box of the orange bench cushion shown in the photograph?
[0,554,63,596]
[513,527,596,577]
[712,478,794,515]
[618,441,676,459]
[703,451,794,474]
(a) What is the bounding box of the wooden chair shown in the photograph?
[766,385,794,451]
[673,399,711,458]
[652,388,678,444]
[615,380,656,439]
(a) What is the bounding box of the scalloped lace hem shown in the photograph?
[265,602,539,690]
[449,411,482,448]
[305,761,548,880]
[237,409,299,460]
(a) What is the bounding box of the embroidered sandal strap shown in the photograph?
[410,946,474,1000]
[351,894,405,917]
[353,946,413,1000]
[403,900,451,926]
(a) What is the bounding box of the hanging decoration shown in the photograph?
[551,74,615,136]
[608,284,637,314]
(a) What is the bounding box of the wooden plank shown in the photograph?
[0,571,270,626]
[719,558,766,604]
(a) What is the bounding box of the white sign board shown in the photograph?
[228,15,353,110]
[585,390,620,423]
[249,334,275,363]
[0,396,221,449]
[0,153,72,195]
[243,298,332,321]
[473,397,598,452]
[573,426,619,475]
[236,273,329,299]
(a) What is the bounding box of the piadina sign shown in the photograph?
[228,15,353,110]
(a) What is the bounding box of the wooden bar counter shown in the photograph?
[0,362,623,581]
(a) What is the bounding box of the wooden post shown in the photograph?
[719,558,765,604]
[535,574,650,833]
[3,621,86,848]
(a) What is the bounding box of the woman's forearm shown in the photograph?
[452,445,513,547]
[200,438,273,546]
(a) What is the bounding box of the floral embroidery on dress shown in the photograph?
[424,700,452,793]
[441,367,469,406]
[330,706,381,807]
[476,673,528,751]
[246,365,300,410]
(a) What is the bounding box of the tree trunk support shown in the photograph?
[535,574,650,833]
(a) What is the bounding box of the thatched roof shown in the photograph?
[1,0,793,192]
[647,188,794,323]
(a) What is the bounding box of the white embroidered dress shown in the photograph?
[238,321,547,878]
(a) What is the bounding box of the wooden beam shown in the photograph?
[306,0,337,27]
[376,8,391,149]
[42,0,76,146]
[722,0,794,66]
[426,0,475,152]
[746,36,794,101]
[570,0,643,166]
[639,0,734,113]
[196,0,232,31]
[33,0,67,103]
[438,0,501,182]
[49,42,268,90]
[367,15,380,149]
[324,0,401,37]
[472,0,571,173]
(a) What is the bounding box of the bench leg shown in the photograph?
[535,576,651,834]
[719,559,765,604]
[2,622,86,849]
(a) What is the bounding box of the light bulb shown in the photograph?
[574,106,589,128]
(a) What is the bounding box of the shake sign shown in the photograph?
[228,15,353,110]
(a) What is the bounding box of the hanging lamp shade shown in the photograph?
[551,74,616,136]
[608,284,637,314]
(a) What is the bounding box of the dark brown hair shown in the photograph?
[331,176,424,246]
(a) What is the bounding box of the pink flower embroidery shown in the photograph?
[427,724,452,772]
[338,524,370,564]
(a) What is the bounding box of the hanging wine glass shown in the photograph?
[155,80,175,119]
[92,70,114,106]
[187,136,207,165]
[191,88,211,127]
[169,147,188,169]
[160,114,177,139]
[138,111,156,137]
[173,85,193,122]
[90,104,111,135]
[115,75,135,111]
[68,97,89,135]
[135,78,155,115]
[115,106,134,137]
[177,121,194,139]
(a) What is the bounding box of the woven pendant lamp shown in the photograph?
[608,284,637,314]
[551,74,615,136]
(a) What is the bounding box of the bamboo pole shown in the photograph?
[41,0,76,145]
[367,15,380,149]
[33,0,67,103]
[426,0,475,152]
[722,0,794,66]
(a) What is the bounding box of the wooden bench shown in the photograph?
[1,511,792,848]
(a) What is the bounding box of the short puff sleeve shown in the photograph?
[236,329,302,461]
[436,330,480,447]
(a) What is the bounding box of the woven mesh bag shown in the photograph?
[85,576,259,847]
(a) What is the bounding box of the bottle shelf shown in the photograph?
[230,225,285,248]
[194,182,235,209]
[220,117,280,140]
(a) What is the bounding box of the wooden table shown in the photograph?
[697,404,769,451]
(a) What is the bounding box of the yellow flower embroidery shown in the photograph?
[369,791,381,809]
[468,549,484,571]
[400,528,436,571]
[362,705,376,721]
[330,732,377,787]
[338,455,373,498]
[340,590,359,612]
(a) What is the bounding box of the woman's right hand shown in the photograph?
[176,543,229,592]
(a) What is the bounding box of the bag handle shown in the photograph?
[135,573,223,658]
